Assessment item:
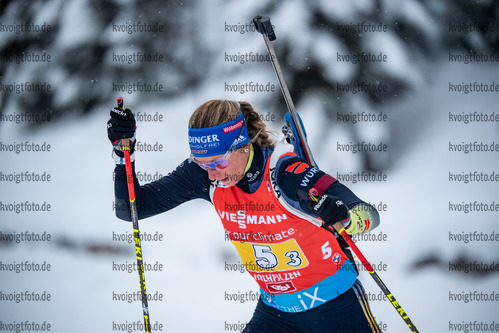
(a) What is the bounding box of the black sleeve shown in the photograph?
[275,155,364,212]
[114,159,212,221]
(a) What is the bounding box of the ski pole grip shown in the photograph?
[116,97,130,149]
[253,16,276,41]
[117,97,124,111]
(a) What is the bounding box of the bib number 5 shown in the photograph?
[253,245,278,269]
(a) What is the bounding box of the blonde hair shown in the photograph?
[189,100,275,147]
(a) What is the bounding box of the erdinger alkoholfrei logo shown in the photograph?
[189,134,221,151]
[266,281,296,293]
[189,134,220,144]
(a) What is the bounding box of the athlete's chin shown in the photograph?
[218,171,244,187]
[220,179,237,187]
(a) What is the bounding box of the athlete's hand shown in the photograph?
[107,106,136,163]
[343,203,380,235]
[306,194,351,229]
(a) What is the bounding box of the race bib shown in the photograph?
[231,238,309,272]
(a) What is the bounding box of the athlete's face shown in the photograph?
[194,144,250,187]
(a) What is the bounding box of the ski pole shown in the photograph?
[253,16,420,333]
[332,222,419,332]
[307,192,420,333]
[117,97,152,333]
[252,15,317,168]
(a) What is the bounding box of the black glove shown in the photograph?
[306,194,350,227]
[107,107,136,161]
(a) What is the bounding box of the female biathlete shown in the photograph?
[108,99,382,333]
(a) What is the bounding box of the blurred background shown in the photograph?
[1,0,498,332]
